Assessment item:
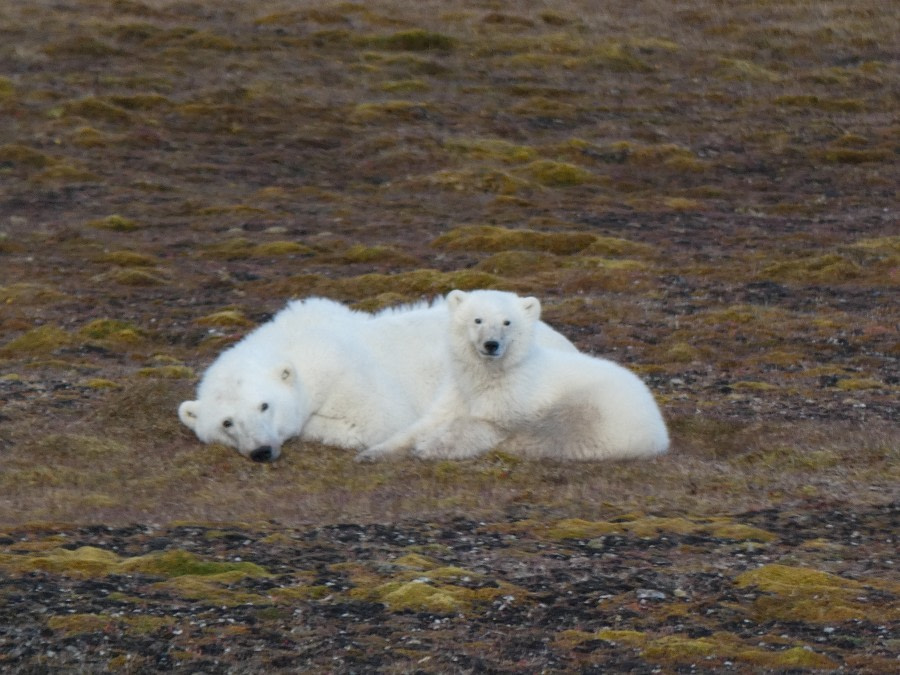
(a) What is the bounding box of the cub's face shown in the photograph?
[179,365,304,462]
[447,289,540,362]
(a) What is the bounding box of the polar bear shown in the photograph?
[179,295,577,461]
[358,289,669,461]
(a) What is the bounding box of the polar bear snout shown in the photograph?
[483,340,500,355]
[250,446,274,462]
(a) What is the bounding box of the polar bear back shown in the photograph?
[513,350,669,460]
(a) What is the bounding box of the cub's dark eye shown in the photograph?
[260,403,269,412]
[222,419,233,429]
[503,320,511,326]
[474,318,482,324]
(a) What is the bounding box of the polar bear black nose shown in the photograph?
[483,340,500,354]
[250,446,273,462]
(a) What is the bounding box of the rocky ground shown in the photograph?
[0,0,897,672]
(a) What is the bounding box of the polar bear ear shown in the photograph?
[280,366,293,383]
[520,296,541,321]
[178,401,199,430]
[447,289,467,310]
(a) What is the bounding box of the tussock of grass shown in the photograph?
[0,325,72,357]
[444,137,538,163]
[735,564,899,623]
[0,144,56,168]
[433,225,596,255]
[346,553,526,614]
[96,250,158,267]
[365,30,456,52]
[87,214,140,231]
[63,97,133,124]
[195,310,254,328]
[522,159,594,187]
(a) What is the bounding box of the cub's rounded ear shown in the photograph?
[447,289,467,309]
[521,296,541,320]
[280,366,293,382]
[178,401,199,429]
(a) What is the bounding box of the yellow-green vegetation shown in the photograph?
[137,365,194,379]
[433,225,596,255]
[734,564,900,623]
[96,250,158,267]
[559,628,837,669]
[521,159,595,187]
[423,167,532,194]
[87,214,140,231]
[524,513,777,543]
[195,310,254,328]
[0,283,67,304]
[0,544,268,580]
[201,238,314,260]
[107,268,168,286]
[444,137,538,163]
[63,97,134,124]
[349,100,430,123]
[346,552,527,614]
[336,244,418,265]
[80,318,143,342]
[0,325,72,357]
[0,144,56,168]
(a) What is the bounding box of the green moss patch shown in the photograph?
[1,545,269,583]
[0,325,73,357]
[252,240,316,256]
[444,137,538,163]
[433,225,596,255]
[96,250,158,267]
[195,310,254,328]
[119,549,268,578]
[87,215,141,231]
[521,159,595,187]
[346,553,527,615]
[735,564,899,623]
[63,97,134,124]
[763,253,861,283]
[528,514,777,543]
[423,167,532,194]
[0,144,56,169]
[0,283,67,305]
[136,365,193,379]
[79,318,143,341]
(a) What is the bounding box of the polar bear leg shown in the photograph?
[412,416,504,460]
[355,385,462,461]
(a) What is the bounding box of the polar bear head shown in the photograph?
[178,354,308,462]
[446,289,540,367]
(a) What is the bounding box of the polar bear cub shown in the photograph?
[359,289,669,461]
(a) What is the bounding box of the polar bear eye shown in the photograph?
[260,403,269,412]
[222,419,233,429]
[474,318,482,324]
[503,320,511,326]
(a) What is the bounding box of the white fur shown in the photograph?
[179,295,576,461]
[359,290,669,462]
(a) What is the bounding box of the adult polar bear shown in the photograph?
[179,296,576,461]
[358,290,669,462]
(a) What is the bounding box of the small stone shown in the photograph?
[636,588,666,600]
